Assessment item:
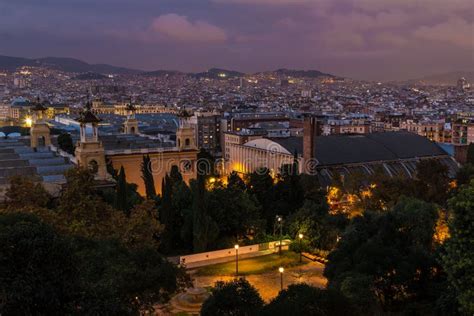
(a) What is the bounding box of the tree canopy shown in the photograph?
[262,284,355,316]
[0,210,189,315]
[324,197,446,314]
[442,180,474,314]
[201,278,264,316]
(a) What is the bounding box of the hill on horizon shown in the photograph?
[0,54,338,78]
[0,55,141,74]
[405,71,474,86]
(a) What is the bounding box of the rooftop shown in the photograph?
[270,131,449,165]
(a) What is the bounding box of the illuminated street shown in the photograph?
[193,260,327,302]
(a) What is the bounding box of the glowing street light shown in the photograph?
[298,233,304,263]
[234,244,239,276]
[276,215,283,256]
[278,267,284,291]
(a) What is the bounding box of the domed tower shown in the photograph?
[123,97,139,134]
[74,99,107,180]
[176,109,197,151]
[30,97,51,148]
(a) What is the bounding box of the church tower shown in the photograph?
[176,109,197,151]
[30,97,51,148]
[74,99,108,180]
[123,97,139,134]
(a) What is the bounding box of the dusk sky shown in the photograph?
[1,0,473,81]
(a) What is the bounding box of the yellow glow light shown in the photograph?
[25,117,32,127]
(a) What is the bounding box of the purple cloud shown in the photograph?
[150,14,227,43]
[0,0,472,80]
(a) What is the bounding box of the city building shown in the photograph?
[226,117,459,186]
[190,111,221,155]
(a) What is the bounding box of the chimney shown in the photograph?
[303,115,320,173]
[454,145,468,165]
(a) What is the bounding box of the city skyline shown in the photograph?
[1,0,473,81]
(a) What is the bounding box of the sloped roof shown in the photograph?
[270,131,448,166]
[76,109,102,123]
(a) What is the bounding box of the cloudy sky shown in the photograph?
[1,0,473,80]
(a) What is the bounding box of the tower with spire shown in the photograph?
[30,97,51,148]
[123,96,139,134]
[176,108,197,151]
[74,97,107,180]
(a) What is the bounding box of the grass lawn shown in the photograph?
[195,251,304,276]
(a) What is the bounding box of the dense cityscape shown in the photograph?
[1,0,473,315]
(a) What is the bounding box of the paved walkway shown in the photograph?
[191,259,327,302]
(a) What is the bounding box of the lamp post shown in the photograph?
[234,244,239,276]
[277,216,283,256]
[298,233,304,263]
[279,267,284,291]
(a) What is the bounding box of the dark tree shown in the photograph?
[103,170,142,215]
[115,166,128,214]
[0,213,80,315]
[141,154,156,199]
[201,278,264,316]
[287,199,344,251]
[324,197,446,314]
[159,174,174,252]
[56,168,126,240]
[196,148,216,177]
[247,167,275,228]
[158,166,192,253]
[273,160,304,217]
[414,159,450,206]
[207,184,263,246]
[442,180,474,314]
[262,284,355,316]
[4,176,51,211]
[192,173,218,252]
[227,171,246,192]
[456,163,474,187]
[368,174,416,210]
[72,239,190,314]
[57,132,74,154]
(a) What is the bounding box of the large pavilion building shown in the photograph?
[226,116,459,186]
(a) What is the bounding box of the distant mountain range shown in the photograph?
[73,72,110,80]
[404,71,474,86]
[192,68,245,79]
[0,55,141,74]
[0,54,337,79]
[264,68,334,78]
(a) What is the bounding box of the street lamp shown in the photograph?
[234,244,239,276]
[279,267,284,291]
[298,233,304,263]
[277,216,283,256]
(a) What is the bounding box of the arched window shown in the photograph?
[38,136,45,147]
[178,139,181,147]
[130,126,135,134]
[88,160,99,174]
[185,138,190,146]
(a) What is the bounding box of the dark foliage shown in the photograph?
[201,278,264,316]
[262,284,355,316]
